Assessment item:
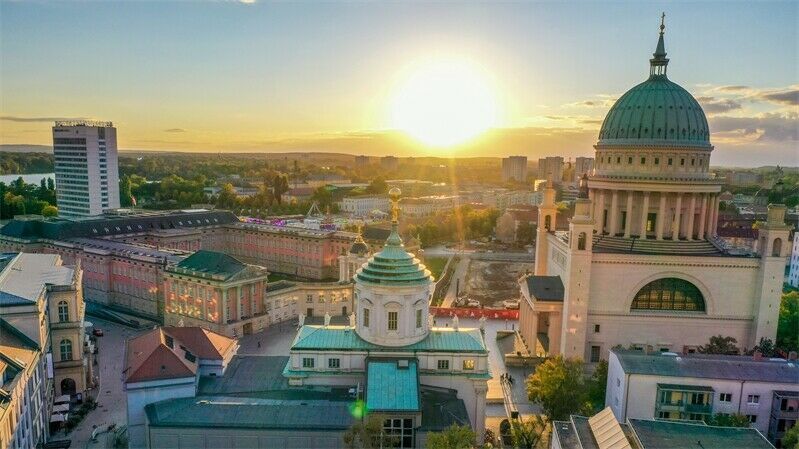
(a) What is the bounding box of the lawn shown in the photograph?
[424,256,450,280]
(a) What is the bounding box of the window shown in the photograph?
[680,158,685,166]
[437,360,449,370]
[463,360,475,370]
[306,294,313,303]
[590,346,601,363]
[655,157,660,165]
[641,157,646,164]
[363,308,370,327]
[668,158,673,165]
[58,301,69,322]
[328,358,340,369]
[60,339,73,361]
[628,157,633,164]
[594,324,601,333]
[747,395,760,405]
[747,415,757,424]
[416,309,422,328]
[630,278,706,312]
[719,393,732,402]
[302,357,315,368]
[388,311,398,331]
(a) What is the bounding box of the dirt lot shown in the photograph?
[463,259,531,307]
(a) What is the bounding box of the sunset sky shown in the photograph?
[1,1,796,166]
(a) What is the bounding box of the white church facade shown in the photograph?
[519,20,790,362]
[286,188,490,447]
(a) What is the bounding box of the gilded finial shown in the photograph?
[660,12,665,33]
[388,187,401,223]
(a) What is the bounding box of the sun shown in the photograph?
[390,58,499,148]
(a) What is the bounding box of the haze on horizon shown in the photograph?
[1,1,797,167]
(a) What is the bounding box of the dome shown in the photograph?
[355,231,432,286]
[349,238,369,256]
[597,19,711,149]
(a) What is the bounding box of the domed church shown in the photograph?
[285,188,491,447]
[519,17,790,362]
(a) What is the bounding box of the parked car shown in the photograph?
[503,300,520,310]
[92,328,104,337]
[466,299,481,308]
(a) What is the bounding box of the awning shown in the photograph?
[54,395,70,404]
[52,403,70,413]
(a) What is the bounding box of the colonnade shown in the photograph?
[591,189,719,240]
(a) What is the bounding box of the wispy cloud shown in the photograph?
[755,88,799,106]
[1,115,88,123]
[696,96,742,115]
[717,85,750,92]
[164,128,187,133]
[709,112,798,143]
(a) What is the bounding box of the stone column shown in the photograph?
[639,192,651,239]
[596,190,606,235]
[686,193,697,241]
[705,194,716,239]
[698,193,708,240]
[528,311,539,356]
[222,289,229,323]
[472,382,488,445]
[237,285,243,321]
[548,312,563,356]
[672,194,682,240]
[609,190,620,236]
[656,193,667,240]
[711,195,720,237]
[624,192,634,238]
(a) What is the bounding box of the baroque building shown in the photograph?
[519,19,789,362]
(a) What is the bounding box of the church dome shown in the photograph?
[349,240,369,256]
[355,234,432,286]
[597,18,711,149]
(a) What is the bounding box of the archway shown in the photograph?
[61,378,77,396]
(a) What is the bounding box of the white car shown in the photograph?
[466,299,481,308]
[503,300,520,309]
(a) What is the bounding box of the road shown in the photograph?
[68,318,148,449]
[441,256,471,308]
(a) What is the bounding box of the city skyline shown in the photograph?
[1,1,797,166]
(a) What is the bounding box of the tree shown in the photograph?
[782,422,799,449]
[272,174,289,204]
[426,424,475,449]
[587,360,608,412]
[510,416,547,449]
[752,337,776,357]
[366,177,388,194]
[526,355,589,421]
[41,205,58,217]
[778,291,799,352]
[698,335,740,355]
[704,413,750,428]
[343,414,396,449]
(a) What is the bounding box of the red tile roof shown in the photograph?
[162,327,237,360]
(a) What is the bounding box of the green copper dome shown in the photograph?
[598,19,711,149]
[355,226,432,286]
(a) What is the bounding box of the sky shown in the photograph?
[1,1,797,166]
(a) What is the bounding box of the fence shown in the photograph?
[430,307,519,320]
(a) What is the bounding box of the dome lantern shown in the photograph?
[650,13,669,78]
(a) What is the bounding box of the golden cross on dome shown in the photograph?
[660,12,666,33]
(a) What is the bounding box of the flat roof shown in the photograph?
[291,326,487,354]
[628,418,774,449]
[0,253,74,305]
[613,350,799,384]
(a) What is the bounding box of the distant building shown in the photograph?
[728,171,765,187]
[789,233,799,288]
[538,156,564,182]
[574,157,594,178]
[124,326,238,448]
[305,173,351,188]
[551,407,774,449]
[400,195,460,218]
[606,349,799,446]
[380,155,399,170]
[338,195,390,216]
[52,120,120,218]
[501,156,528,182]
[495,206,537,244]
[283,187,315,204]
[354,155,370,166]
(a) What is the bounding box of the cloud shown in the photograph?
[709,112,798,143]
[563,98,616,108]
[1,115,89,123]
[717,85,750,92]
[755,88,799,106]
[164,128,186,133]
[696,96,742,115]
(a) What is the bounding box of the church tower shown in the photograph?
[534,182,557,275]
[353,188,435,347]
[752,204,790,346]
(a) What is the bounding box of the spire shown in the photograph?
[385,187,403,247]
[649,12,669,77]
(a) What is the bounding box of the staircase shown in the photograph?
[592,235,724,256]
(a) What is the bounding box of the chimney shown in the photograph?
[753,350,763,361]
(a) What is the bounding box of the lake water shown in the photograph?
[0,173,56,186]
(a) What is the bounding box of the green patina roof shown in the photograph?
[291,325,487,353]
[169,250,267,282]
[628,418,774,449]
[598,25,710,149]
[355,225,432,286]
[366,359,420,412]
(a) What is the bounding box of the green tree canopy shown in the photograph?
[778,291,799,352]
[343,415,397,449]
[526,355,589,421]
[425,424,475,449]
[41,205,58,217]
[782,422,799,449]
[703,413,750,428]
[510,416,547,449]
[698,335,740,355]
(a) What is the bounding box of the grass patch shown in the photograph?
[424,256,450,280]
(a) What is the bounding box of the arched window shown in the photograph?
[60,339,73,361]
[58,300,69,322]
[544,215,552,231]
[631,278,705,312]
[577,232,587,250]
[772,238,783,257]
